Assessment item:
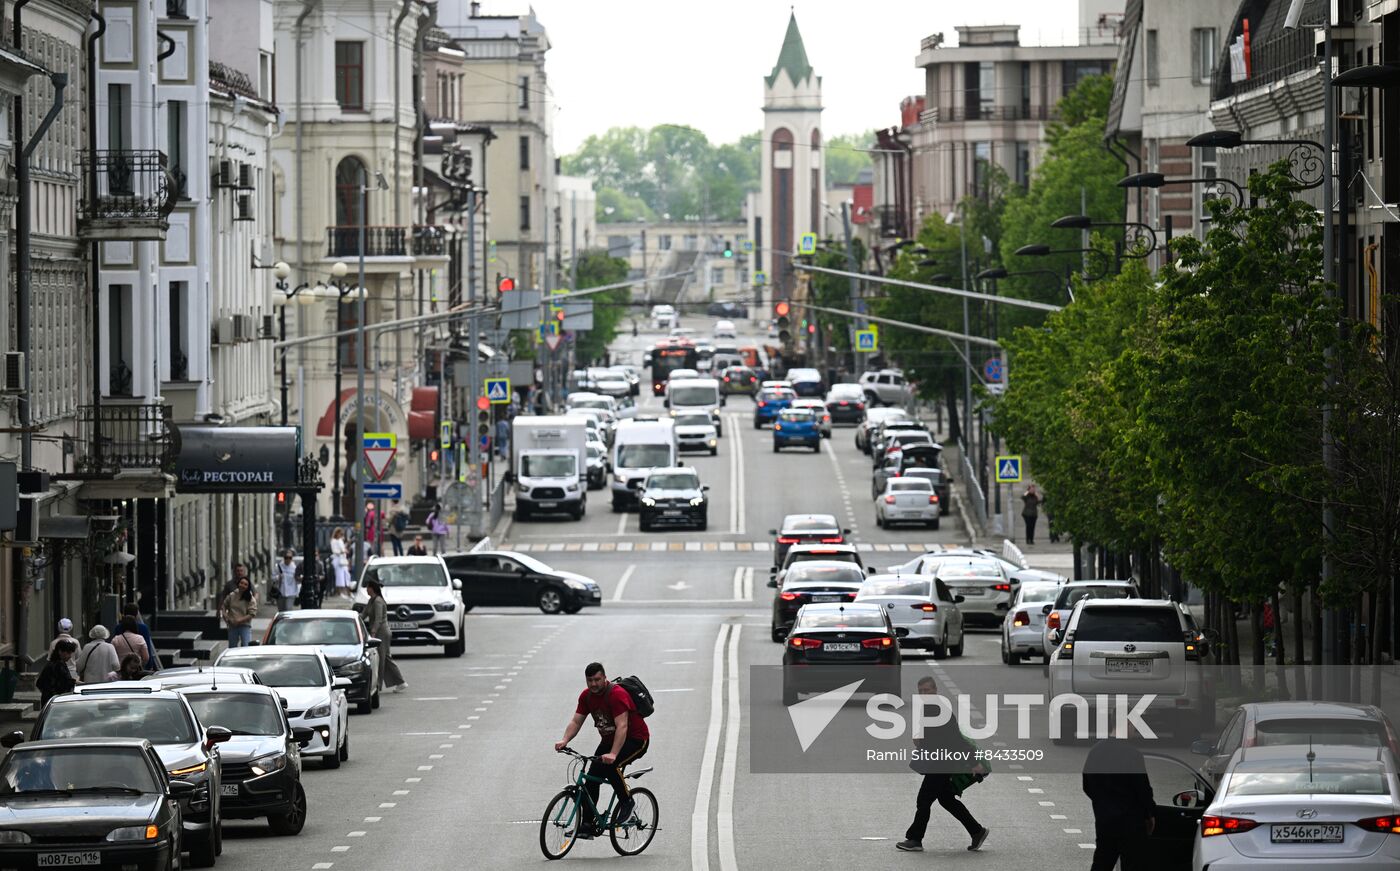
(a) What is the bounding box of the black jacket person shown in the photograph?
[896,677,989,853]
[1082,738,1155,871]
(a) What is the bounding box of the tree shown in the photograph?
[824,131,874,186]
[807,238,867,361]
[569,250,633,364]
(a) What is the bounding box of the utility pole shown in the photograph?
[841,201,860,374]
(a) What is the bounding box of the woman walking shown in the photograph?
[37,641,78,705]
[111,615,150,667]
[1021,484,1042,546]
[76,626,120,685]
[425,505,449,554]
[330,527,352,596]
[221,576,258,648]
[362,580,407,694]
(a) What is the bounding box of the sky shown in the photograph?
[476,0,1108,155]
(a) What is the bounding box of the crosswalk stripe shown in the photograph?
[503,539,954,554]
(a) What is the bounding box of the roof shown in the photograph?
[765,13,815,87]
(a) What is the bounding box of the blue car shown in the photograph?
[773,408,821,452]
[753,387,796,429]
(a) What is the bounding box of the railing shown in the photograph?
[74,403,177,475]
[326,226,408,258]
[1212,27,1317,102]
[927,105,1058,123]
[79,150,176,227]
[957,438,988,531]
[412,225,447,256]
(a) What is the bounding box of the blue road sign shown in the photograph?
[484,377,511,404]
[855,330,877,352]
[995,455,1023,484]
[799,232,817,255]
[984,357,1004,383]
[364,482,402,500]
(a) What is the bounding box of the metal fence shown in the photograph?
[957,438,988,531]
[487,476,506,534]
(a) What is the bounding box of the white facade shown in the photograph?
[554,174,596,275]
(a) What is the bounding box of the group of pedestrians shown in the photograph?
[37,607,161,704]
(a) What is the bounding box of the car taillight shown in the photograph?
[777,536,799,544]
[774,424,782,431]
[1046,611,1061,630]
[1201,816,1259,837]
[839,401,848,406]
[757,401,766,407]
[855,402,864,409]
[779,592,801,601]
[789,636,822,650]
[1357,816,1400,834]
[912,603,937,613]
[992,583,1012,592]
[884,495,896,504]
[860,637,894,649]
[820,537,843,544]
[724,377,730,382]
[1012,611,1030,627]
[928,495,939,505]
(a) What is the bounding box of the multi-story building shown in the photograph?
[603,220,749,310]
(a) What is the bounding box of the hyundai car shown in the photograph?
[216,647,351,769]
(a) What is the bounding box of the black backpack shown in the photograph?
[614,675,655,719]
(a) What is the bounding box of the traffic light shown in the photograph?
[477,407,491,437]
[554,308,566,324]
[428,448,441,475]
[774,301,791,343]
[808,323,816,335]
[276,492,286,506]
[497,275,515,294]
[722,241,733,259]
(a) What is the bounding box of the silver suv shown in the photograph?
[859,369,912,407]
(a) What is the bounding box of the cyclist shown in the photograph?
[554,662,650,838]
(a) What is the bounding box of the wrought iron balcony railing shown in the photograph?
[79,150,177,239]
[412,224,448,256]
[927,104,1058,123]
[326,225,408,258]
[74,403,178,476]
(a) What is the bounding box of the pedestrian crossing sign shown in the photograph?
[741,238,753,253]
[754,270,767,287]
[855,329,878,352]
[799,233,817,255]
[484,377,511,405]
[996,455,1022,483]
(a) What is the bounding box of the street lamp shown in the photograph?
[1117,171,1247,210]
[272,261,314,549]
[1013,243,1112,288]
[1050,214,1159,259]
[322,259,360,520]
[977,265,1073,304]
[1185,129,1327,190]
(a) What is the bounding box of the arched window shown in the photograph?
[335,156,366,227]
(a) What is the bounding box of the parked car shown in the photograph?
[713,319,737,338]
[859,369,912,407]
[442,551,602,614]
[855,574,965,658]
[825,383,867,424]
[261,609,382,714]
[585,442,609,489]
[215,647,352,769]
[872,443,950,513]
[773,407,822,452]
[874,477,941,529]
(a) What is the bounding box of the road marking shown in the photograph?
[731,566,744,600]
[1079,844,1095,849]
[742,567,753,601]
[1050,814,1067,820]
[379,803,397,808]
[393,789,410,795]
[332,846,350,852]
[401,731,452,736]
[363,817,381,822]
[662,660,695,665]
[732,413,746,534]
[691,623,732,870]
[718,624,743,871]
[347,831,366,837]
[411,697,458,701]
[665,648,696,652]
[1064,828,1083,834]
[616,507,629,536]
[654,687,693,692]
[1038,801,1056,807]
[313,864,334,870]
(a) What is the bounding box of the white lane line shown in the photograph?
[654,687,693,693]
[691,623,732,871]
[731,566,744,600]
[662,660,695,665]
[612,564,636,602]
[742,567,753,601]
[665,648,696,652]
[616,507,629,536]
[717,624,743,871]
[732,414,746,535]
[728,415,740,533]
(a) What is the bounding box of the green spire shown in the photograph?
[765,13,814,87]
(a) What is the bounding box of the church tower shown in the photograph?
[760,13,823,302]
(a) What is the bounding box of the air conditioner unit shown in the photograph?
[232,313,256,342]
[214,315,236,345]
[234,194,253,222]
[15,495,38,544]
[1,351,24,394]
[260,313,275,338]
[214,159,234,188]
[236,162,254,190]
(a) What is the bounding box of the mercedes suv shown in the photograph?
[353,556,467,657]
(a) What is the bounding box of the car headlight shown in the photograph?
[106,825,158,843]
[307,702,332,718]
[516,483,528,494]
[168,762,207,777]
[708,439,717,446]
[614,473,626,483]
[563,578,587,590]
[566,482,579,492]
[689,497,705,506]
[249,752,289,777]
[433,601,456,612]
[640,497,656,507]
[0,831,30,845]
[334,660,365,676]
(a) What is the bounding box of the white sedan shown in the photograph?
[1000,579,1062,664]
[1194,745,1400,869]
[874,477,941,530]
[218,645,351,769]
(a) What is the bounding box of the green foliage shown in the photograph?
[808,238,867,353]
[823,131,875,186]
[569,250,633,364]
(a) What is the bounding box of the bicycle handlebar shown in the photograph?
[556,746,596,762]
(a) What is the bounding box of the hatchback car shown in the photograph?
[261,610,382,714]
[770,514,848,567]
[769,561,866,642]
[753,386,796,428]
[875,477,941,529]
[215,647,351,769]
[638,467,709,531]
[352,556,467,657]
[782,603,904,706]
[825,384,866,424]
[789,398,832,438]
[720,366,758,396]
[931,558,1015,627]
[773,408,821,452]
[442,551,602,614]
[1000,580,1064,664]
[672,411,719,456]
[177,685,312,836]
[855,574,965,658]
[0,739,191,869]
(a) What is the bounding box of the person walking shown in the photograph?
[221,563,250,600]
[406,535,429,557]
[330,528,352,596]
[274,550,300,613]
[37,640,78,705]
[1021,484,1042,546]
[107,653,146,683]
[111,603,159,672]
[363,501,380,557]
[387,500,408,556]
[221,576,258,648]
[49,618,80,681]
[1082,737,1155,871]
[495,417,510,460]
[110,615,151,669]
[425,505,449,554]
[75,626,120,685]
[896,675,990,853]
[361,579,407,694]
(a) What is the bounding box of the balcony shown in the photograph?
[412,224,448,257]
[73,402,178,477]
[78,150,177,241]
[326,225,407,258]
[1211,27,1316,102]
[927,105,1058,123]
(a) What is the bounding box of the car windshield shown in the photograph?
[647,473,698,490]
[860,579,932,597]
[363,562,447,588]
[1073,608,1181,642]
[1017,582,1062,604]
[222,655,326,688]
[786,565,865,584]
[789,552,858,568]
[674,414,712,427]
[936,560,1002,579]
[587,445,604,459]
[670,385,717,406]
[521,455,576,478]
[1254,718,1386,748]
[267,618,360,646]
[890,479,932,491]
[784,516,838,532]
[1055,585,1134,608]
[183,692,282,736]
[0,747,160,795]
[617,444,672,468]
[1227,760,1389,796]
[40,699,197,744]
[795,610,885,629]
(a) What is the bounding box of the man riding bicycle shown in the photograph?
[554,662,650,838]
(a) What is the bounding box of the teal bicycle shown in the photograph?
[540,747,659,859]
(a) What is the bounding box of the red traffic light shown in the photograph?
[429,449,440,462]
[774,301,791,317]
[498,276,515,293]
[276,492,286,505]
[476,395,491,411]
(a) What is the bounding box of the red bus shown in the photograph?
[650,341,698,395]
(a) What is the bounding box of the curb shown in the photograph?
[950,485,980,547]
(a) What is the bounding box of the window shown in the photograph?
[1191,28,1217,85]
[963,61,995,118]
[518,135,529,170]
[658,235,672,251]
[1014,142,1031,187]
[167,100,187,198]
[1019,62,1031,116]
[334,41,364,110]
[1062,60,1111,96]
[518,75,529,108]
[1145,29,1159,86]
[168,281,188,380]
[972,142,991,198]
[334,156,365,227]
[107,84,133,193]
[108,284,132,397]
[1196,145,1218,222]
[519,194,530,230]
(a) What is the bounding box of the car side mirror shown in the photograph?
[841,528,851,535]
[1041,604,1053,615]
[168,780,198,798]
[451,578,462,591]
[1047,629,1062,644]
[1,730,24,749]
[366,637,382,649]
[767,579,778,589]
[204,726,233,748]
[663,399,669,408]
[1190,739,1216,756]
[1172,789,1207,808]
[893,627,910,638]
[954,595,965,603]
[702,485,710,491]
[291,726,315,748]
[333,677,353,689]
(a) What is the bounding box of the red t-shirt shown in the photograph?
[576,684,650,742]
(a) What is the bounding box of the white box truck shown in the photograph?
[511,416,589,520]
[610,417,678,511]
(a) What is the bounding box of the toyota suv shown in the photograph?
[353,556,467,657]
[1047,599,1213,743]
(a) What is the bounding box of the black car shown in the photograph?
[0,738,192,870]
[15,685,231,867]
[706,301,749,318]
[638,467,709,531]
[769,561,866,642]
[442,550,603,614]
[770,514,850,568]
[782,603,905,706]
[177,685,313,836]
[261,610,383,714]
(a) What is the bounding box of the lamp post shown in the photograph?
[1117,171,1247,211]
[272,261,314,550]
[351,169,389,584]
[1012,244,1113,298]
[325,260,354,520]
[1184,129,1327,190]
[1049,214,1159,260]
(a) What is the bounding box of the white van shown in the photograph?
[651,305,676,330]
[610,418,678,511]
[714,320,737,339]
[665,377,724,436]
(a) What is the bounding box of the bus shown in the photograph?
[650,341,698,395]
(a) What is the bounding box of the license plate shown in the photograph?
[1271,824,1344,843]
[539,502,558,508]
[810,595,842,603]
[221,783,240,796]
[954,587,982,597]
[663,510,683,516]
[1106,658,1152,673]
[390,621,416,630]
[38,854,100,868]
[823,642,860,652]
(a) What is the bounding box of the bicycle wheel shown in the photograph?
[540,789,582,860]
[609,787,659,856]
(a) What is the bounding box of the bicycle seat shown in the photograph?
[624,767,652,780]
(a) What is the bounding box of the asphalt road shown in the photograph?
[218,319,1132,871]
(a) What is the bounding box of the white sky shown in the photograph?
[477,1,1100,154]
